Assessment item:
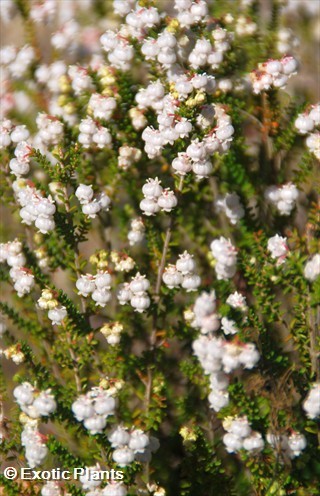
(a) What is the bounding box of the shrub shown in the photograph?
[0,1,319,495]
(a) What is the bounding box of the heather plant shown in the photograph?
[0,1,319,495]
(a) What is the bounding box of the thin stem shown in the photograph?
[152,175,184,345]
[62,186,88,315]
[65,328,82,393]
[143,175,184,485]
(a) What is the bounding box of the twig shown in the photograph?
[65,328,82,393]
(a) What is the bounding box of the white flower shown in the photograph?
[295,114,315,134]
[112,447,135,466]
[82,200,101,218]
[215,193,244,225]
[162,265,183,288]
[221,317,238,335]
[265,183,299,215]
[157,189,178,212]
[228,416,252,438]
[75,184,94,204]
[72,397,95,421]
[223,432,243,453]
[83,415,107,435]
[176,251,196,275]
[304,254,320,282]
[303,383,320,419]
[172,153,192,176]
[181,274,201,292]
[48,306,67,326]
[130,294,150,313]
[239,344,260,369]
[226,292,247,311]
[128,429,150,453]
[210,237,237,280]
[76,274,96,297]
[91,288,112,307]
[208,390,229,412]
[140,197,161,216]
[109,426,131,447]
[243,432,265,452]
[267,234,288,264]
[33,391,57,416]
[93,394,116,416]
[13,382,35,406]
[287,432,307,458]
[117,283,132,305]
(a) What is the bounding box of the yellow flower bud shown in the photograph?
[180,426,197,442]
[64,103,75,115]
[194,91,206,104]
[59,75,71,93]
[185,98,196,107]
[167,18,180,33]
[47,299,59,310]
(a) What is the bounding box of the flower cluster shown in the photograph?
[78,117,112,149]
[250,56,298,94]
[235,15,257,36]
[265,183,299,216]
[38,289,67,326]
[118,145,141,170]
[173,105,234,180]
[29,0,56,24]
[36,113,64,147]
[100,322,123,346]
[210,237,237,280]
[51,19,79,51]
[127,217,145,246]
[0,0,319,493]
[108,426,159,467]
[9,139,33,177]
[163,251,201,292]
[193,334,259,411]
[188,292,220,334]
[76,271,112,307]
[295,104,320,159]
[0,239,34,297]
[75,184,111,219]
[117,272,150,313]
[223,416,264,454]
[88,93,117,121]
[215,192,245,225]
[14,382,56,468]
[72,386,116,435]
[0,118,30,149]
[110,252,135,272]
[140,178,178,216]
[0,44,35,79]
[12,178,56,233]
[267,431,307,459]
[13,382,57,419]
[277,27,299,54]
[1,344,25,364]
[21,423,48,469]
